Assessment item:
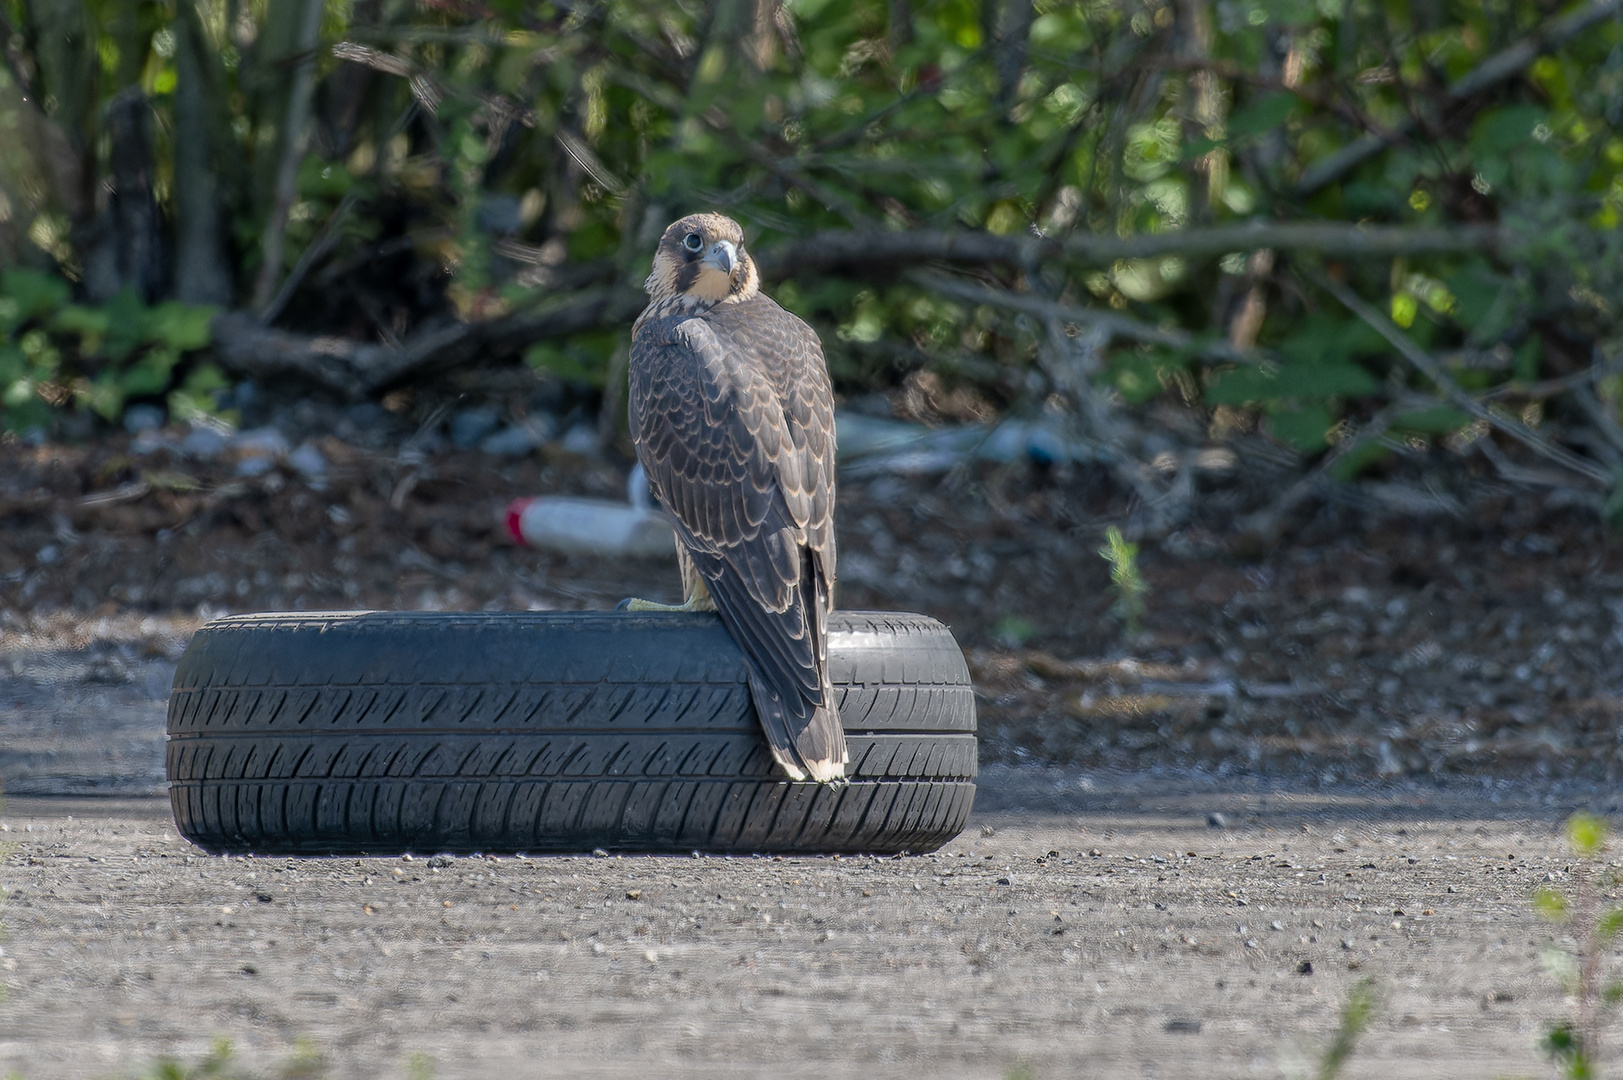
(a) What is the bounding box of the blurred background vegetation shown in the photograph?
[0,0,1620,536]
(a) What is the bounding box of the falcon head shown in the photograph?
[645,212,760,309]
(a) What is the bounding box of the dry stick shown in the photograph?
[258,191,357,327]
[1572,347,1623,461]
[1318,274,1612,487]
[909,271,1263,364]
[1480,349,1623,401]
[1296,0,1623,196]
[251,0,326,315]
[1236,397,1422,543]
[258,101,421,326]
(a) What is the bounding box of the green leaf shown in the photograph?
[1227,92,1298,138]
[1393,407,1471,435]
[1205,360,1375,406]
[297,156,355,200]
[1534,887,1570,921]
[82,371,126,422]
[1328,441,1391,483]
[1567,812,1607,857]
[1472,105,1548,156]
[0,269,70,323]
[143,303,216,351]
[120,347,182,397]
[100,289,148,363]
[1598,907,1623,943]
[1267,404,1337,452]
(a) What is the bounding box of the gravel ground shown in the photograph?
[0,770,1606,1079]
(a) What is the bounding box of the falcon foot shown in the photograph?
[616,596,716,612]
[616,570,717,613]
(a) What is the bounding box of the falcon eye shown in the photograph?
[682,233,704,253]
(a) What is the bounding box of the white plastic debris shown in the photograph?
[834,411,1092,477]
[506,465,674,558]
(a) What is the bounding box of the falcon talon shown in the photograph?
[630,213,847,785]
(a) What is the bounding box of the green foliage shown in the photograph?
[1316,977,1376,1080]
[1098,526,1149,637]
[1536,813,1623,1080]
[0,272,218,433]
[991,615,1036,649]
[0,0,1618,453]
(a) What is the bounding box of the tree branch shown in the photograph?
[1295,0,1623,196]
[909,271,1262,365]
[756,221,1502,279]
[211,286,645,399]
[1318,273,1612,487]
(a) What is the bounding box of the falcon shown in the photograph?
[622,212,845,783]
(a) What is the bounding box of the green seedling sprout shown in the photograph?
[1536,813,1623,1079]
[1098,526,1149,637]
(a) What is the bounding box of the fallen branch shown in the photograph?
[1295,0,1623,195]
[1318,273,1612,487]
[211,286,644,399]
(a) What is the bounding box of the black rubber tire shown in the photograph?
[166,610,975,855]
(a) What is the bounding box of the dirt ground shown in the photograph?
[5,411,1623,1077]
[6,417,1623,786]
[0,772,1607,1079]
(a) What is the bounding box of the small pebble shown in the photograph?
[1207,813,1227,829]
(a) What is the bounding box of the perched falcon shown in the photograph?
[623,212,845,784]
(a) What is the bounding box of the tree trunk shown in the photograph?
[172,7,234,306]
[80,89,165,303]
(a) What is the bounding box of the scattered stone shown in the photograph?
[1206,812,1227,829]
[180,426,228,459]
[450,407,500,448]
[626,889,642,901]
[229,427,290,476]
[1164,1019,1202,1034]
[480,422,547,458]
[1297,960,1313,975]
[559,423,600,456]
[288,442,328,478]
[123,405,164,434]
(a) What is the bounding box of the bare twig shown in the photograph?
[1236,396,1421,544]
[1318,273,1612,487]
[1296,0,1623,195]
[910,271,1262,364]
[258,191,357,326]
[1480,349,1623,401]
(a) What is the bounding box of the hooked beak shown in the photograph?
[702,240,737,277]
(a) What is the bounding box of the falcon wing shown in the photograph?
[630,299,841,778]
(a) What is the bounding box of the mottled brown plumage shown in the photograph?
[627,213,844,783]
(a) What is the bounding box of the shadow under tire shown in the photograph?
[166,610,976,855]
